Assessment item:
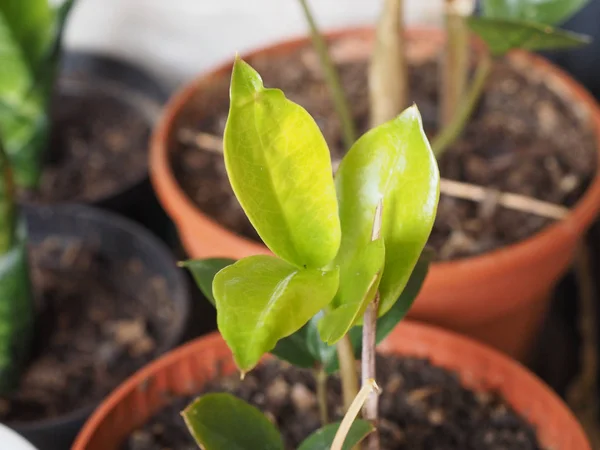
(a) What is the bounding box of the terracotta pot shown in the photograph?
[150,27,600,361]
[72,321,590,449]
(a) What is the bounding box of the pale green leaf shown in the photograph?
[482,0,589,26]
[318,238,384,344]
[468,17,590,55]
[213,255,339,372]
[183,393,284,450]
[320,105,438,345]
[298,420,373,450]
[224,58,341,269]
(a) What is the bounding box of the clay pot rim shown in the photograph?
[150,26,600,269]
[72,320,590,450]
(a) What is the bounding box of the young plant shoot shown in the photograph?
[301,0,590,157]
[0,0,74,393]
[0,0,74,189]
[183,58,439,449]
[0,143,34,394]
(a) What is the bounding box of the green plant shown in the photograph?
[0,142,34,394]
[181,58,439,449]
[0,0,75,189]
[0,0,74,394]
[300,0,591,150]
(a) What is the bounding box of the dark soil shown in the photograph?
[124,357,542,450]
[20,87,149,204]
[170,44,597,260]
[0,238,176,422]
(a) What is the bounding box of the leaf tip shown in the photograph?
[231,58,264,101]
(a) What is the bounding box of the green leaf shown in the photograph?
[482,0,589,26]
[298,420,373,450]
[319,105,439,346]
[182,258,235,305]
[213,255,339,373]
[0,0,54,70]
[183,393,284,450]
[224,58,341,269]
[0,220,34,394]
[468,17,591,55]
[272,312,337,369]
[318,238,385,344]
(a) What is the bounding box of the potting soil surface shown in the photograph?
[124,356,542,450]
[171,44,597,260]
[20,85,149,204]
[0,238,175,421]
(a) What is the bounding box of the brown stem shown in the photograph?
[337,334,359,412]
[298,0,356,149]
[361,293,380,450]
[441,0,470,127]
[432,54,492,157]
[315,366,329,425]
[369,0,407,127]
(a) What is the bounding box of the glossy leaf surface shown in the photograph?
[224,59,340,269]
[183,393,284,450]
[298,420,374,450]
[213,255,339,372]
[182,258,235,305]
[319,105,438,345]
[482,0,589,25]
[468,17,590,55]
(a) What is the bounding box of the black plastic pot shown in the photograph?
[29,51,173,241]
[5,204,190,450]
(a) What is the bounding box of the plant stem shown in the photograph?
[298,0,356,149]
[337,334,359,412]
[441,0,471,127]
[361,294,380,450]
[331,379,381,450]
[315,366,329,425]
[369,0,407,127]
[432,54,492,157]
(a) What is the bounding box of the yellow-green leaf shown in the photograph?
[213,255,339,373]
[321,105,438,341]
[224,59,340,269]
[183,393,284,450]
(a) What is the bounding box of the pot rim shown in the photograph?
[72,320,591,450]
[150,26,600,269]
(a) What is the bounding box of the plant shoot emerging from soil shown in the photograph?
[0,0,74,394]
[183,57,440,449]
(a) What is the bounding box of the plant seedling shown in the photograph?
[182,57,439,449]
[298,0,591,157]
[0,0,75,394]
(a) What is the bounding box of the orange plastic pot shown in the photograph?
[151,27,600,361]
[72,321,590,450]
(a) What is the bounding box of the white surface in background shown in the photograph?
[0,424,38,450]
[64,0,443,87]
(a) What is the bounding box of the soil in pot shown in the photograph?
[0,237,176,422]
[19,84,149,204]
[124,356,542,450]
[170,42,597,260]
